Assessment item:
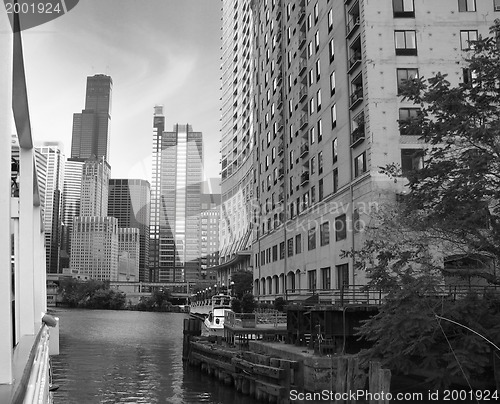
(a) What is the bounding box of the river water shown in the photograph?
[50,309,257,404]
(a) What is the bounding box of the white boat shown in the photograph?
[202,295,232,337]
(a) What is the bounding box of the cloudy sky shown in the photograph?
[21,0,222,181]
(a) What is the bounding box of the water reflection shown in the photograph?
[51,309,256,404]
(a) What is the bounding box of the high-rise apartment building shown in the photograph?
[218,0,256,283]
[150,108,203,283]
[71,74,112,161]
[225,0,497,301]
[35,142,65,274]
[108,179,151,282]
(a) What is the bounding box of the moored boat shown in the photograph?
[202,295,232,336]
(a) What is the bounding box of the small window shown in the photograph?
[495,0,500,12]
[354,152,367,177]
[397,68,419,94]
[332,138,338,163]
[317,119,323,142]
[335,215,347,241]
[314,2,319,22]
[308,41,313,58]
[329,38,335,62]
[331,104,337,128]
[398,108,421,135]
[315,59,321,80]
[460,30,478,50]
[321,267,331,290]
[317,89,322,111]
[328,9,333,31]
[295,234,302,254]
[318,178,324,201]
[395,30,417,55]
[315,31,320,51]
[401,149,424,175]
[308,227,317,250]
[458,0,476,12]
[308,269,317,292]
[320,221,330,246]
[392,0,415,17]
[330,71,336,95]
[273,245,278,261]
[287,238,294,257]
[336,264,349,288]
[280,242,285,260]
[318,151,323,174]
[333,168,339,193]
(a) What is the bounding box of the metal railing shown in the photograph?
[285,286,386,306]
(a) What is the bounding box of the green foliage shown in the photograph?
[135,289,174,312]
[58,278,126,310]
[241,293,256,313]
[231,298,242,313]
[273,297,286,312]
[231,270,253,299]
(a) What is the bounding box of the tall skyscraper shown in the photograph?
[117,228,140,281]
[35,142,65,274]
[108,179,151,282]
[71,74,112,161]
[219,0,255,271]
[150,108,203,283]
[200,193,221,284]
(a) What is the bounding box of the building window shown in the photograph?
[354,152,367,177]
[315,31,320,51]
[329,38,335,62]
[353,208,362,232]
[460,30,478,50]
[319,178,324,201]
[317,119,323,142]
[333,168,339,193]
[280,241,285,259]
[317,89,322,111]
[308,269,317,292]
[289,150,294,169]
[495,0,500,11]
[308,227,316,250]
[398,108,420,135]
[272,245,278,261]
[335,214,347,241]
[397,68,419,94]
[295,234,302,254]
[309,69,314,86]
[308,41,313,58]
[318,151,323,174]
[261,250,265,266]
[392,0,415,17]
[307,13,312,31]
[401,149,424,175]
[321,267,331,290]
[314,2,319,22]
[331,104,337,128]
[320,221,330,246]
[458,0,476,12]
[336,264,349,288]
[310,156,316,174]
[330,71,336,96]
[315,59,321,80]
[310,126,316,144]
[309,98,315,115]
[395,30,417,55]
[328,8,333,31]
[332,138,338,163]
[287,238,294,257]
[311,186,316,204]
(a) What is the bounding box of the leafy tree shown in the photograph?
[231,270,253,299]
[241,293,256,313]
[273,297,286,312]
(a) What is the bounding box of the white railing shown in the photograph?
[24,326,51,404]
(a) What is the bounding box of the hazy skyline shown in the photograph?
[21,0,222,182]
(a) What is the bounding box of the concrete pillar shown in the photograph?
[33,204,46,329]
[0,7,13,384]
[19,147,35,336]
